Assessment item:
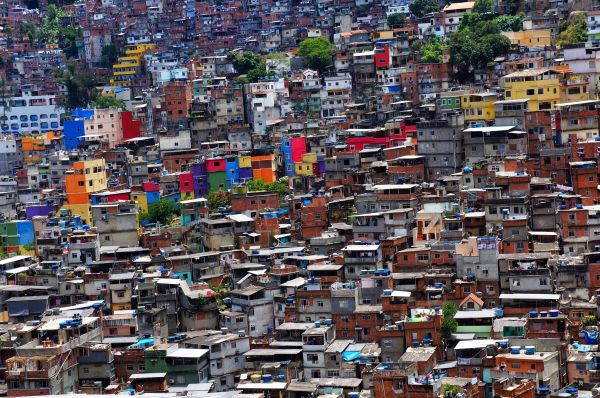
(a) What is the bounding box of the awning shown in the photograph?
[5,266,32,275]
[342,351,361,361]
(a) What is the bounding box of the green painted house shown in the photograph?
[145,345,210,386]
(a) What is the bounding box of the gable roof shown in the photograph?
[459,292,484,308]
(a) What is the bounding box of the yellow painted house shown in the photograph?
[501,68,561,111]
[295,152,317,175]
[502,29,552,47]
[560,74,591,103]
[460,92,498,126]
[130,191,149,214]
[111,43,156,87]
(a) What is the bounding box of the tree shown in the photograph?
[246,66,276,83]
[557,12,588,48]
[387,13,406,28]
[442,302,458,317]
[421,37,445,63]
[100,44,117,68]
[442,384,462,397]
[90,95,126,110]
[473,0,494,15]
[448,21,510,82]
[247,177,290,198]
[409,0,439,18]
[584,315,598,326]
[206,190,230,211]
[58,26,82,59]
[139,199,178,225]
[297,37,333,73]
[228,51,262,75]
[55,60,97,109]
[495,14,524,32]
[440,317,458,339]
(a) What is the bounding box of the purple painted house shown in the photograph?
[192,162,209,198]
[25,205,54,219]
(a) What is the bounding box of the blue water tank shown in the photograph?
[510,346,521,354]
[525,346,535,355]
[412,340,420,347]
[495,308,504,317]
[529,310,539,318]
[263,374,272,383]
[549,310,560,317]
[498,340,509,349]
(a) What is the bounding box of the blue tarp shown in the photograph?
[342,351,361,361]
[584,330,598,344]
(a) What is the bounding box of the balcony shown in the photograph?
[6,369,49,379]
[344,256,381,265]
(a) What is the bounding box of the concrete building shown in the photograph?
[91,202,139,247]
[416,112,464,180]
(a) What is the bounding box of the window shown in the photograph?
[512,362,521,369]
[526,89,534,95]
[362,314,371,320]
[576,363,587,371]
[539,278,548,286]
[327,370,340,377]
[317,300,324,307]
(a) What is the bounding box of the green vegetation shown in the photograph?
[387,13,406,28]
[55,60,97,110]
[495,13,524,32]
[206,190,231,211]
[449,16,511,82]
[440,302,458,339]
[442,384,462,397]
[90,95,126,110]
[228,51,277,83]
[100,44,118,68]
[584,315,598,326]
[247,177,290,198]
[409,0,440,18]
[139,199,179,225]
[442,302,458,317]
[421,37,445,63]
[0,247,9,260]
[440,317,458,339]
[228,51,262,74]
[297,37,334,73]
[557,12,588,47]
[473,0,494,15]
[22,242,36,253]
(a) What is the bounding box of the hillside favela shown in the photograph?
[2,0,600,397]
